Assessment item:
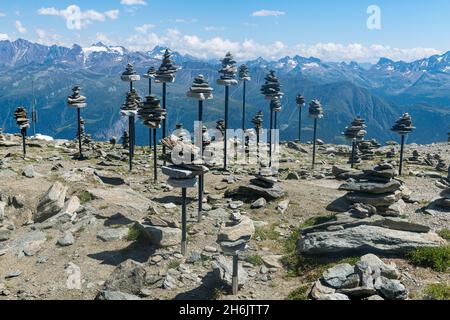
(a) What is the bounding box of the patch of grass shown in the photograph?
[78,191,92,204]
[438,229,450,241]
[423,283,450,300]
[286,285,310,300]
[211,287,226,300]
[254,225,280,241]
[245,254,264,266]
[407,245,450,272]
[126,224,143,242]
[300,214,336,229]
[168,260,181,270]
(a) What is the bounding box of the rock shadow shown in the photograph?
[87,241,156,266]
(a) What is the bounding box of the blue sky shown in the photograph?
[0,0,449,62]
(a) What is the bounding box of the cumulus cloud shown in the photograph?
[124,29,441,63]
[37,5,119,30]
[35,28,63,46]
[135,24,155,34]
[0,33,9,40]
[15,20,27,34]
[0,12,6,17]
[204,26,227,32]
[252,10,286,17]
[121,0,147,5]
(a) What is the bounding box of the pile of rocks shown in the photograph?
[162,165,199,189]
[121,63,140,82]
[228,168,285,200]
[14,107,30,129]
[310,254,408,300]
[297,211,445,256]
[260,70,283,100]
[339,162,407,217]
[217,52,238,86]
[138,95,166,129]
[357,139,381,160]
[67,86,87,107]
[139,209,181,248]
[121,91,139,116]
[186,74,213,100]
[217,212,254,256]
[155,49,178,83]
[430,166,450,212]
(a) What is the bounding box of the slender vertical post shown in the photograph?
[21,128,27,159]
[242,81,246,132]
[269,108,273,167]
[399,134,405,176]
[162,83,167,165]
[224,86,229,170]
[149,78,153,153]
[232,254,239,295]
[181,188,187,256]
[198,100,204,222]
[298,107,302,142]
[77,108,82,159]
[128,118,133,171]
[153,128,157,182]
[312,119,317,169]
[256,129,260,168]
[351,139,356,169]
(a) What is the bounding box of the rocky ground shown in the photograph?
[0,133,448,300]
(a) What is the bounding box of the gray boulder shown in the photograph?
[35,182,68,223]
[212,255,248,288]
[374,276,408,300]
[104,260,146,295]
[96,290,141,300]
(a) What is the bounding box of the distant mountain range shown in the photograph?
[0,38,449,145]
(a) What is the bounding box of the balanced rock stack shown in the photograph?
[137,95,166,129]
[358,139,381,160]
[229,167,285,200]
[251,111,264,132]
[260,70,283,100]
[143,66,156,79]
[432,166,450,212]
[296,94,306,107]
[14,107,30,129]
[238,64,251,82]
[121,131,130,149]
[186,74,213,100]
[121,91,139,116]
[271,98,282,113]
[435,156,447,172]
[339,162,406,217]
[310,254,408,300]
[67,86,87,108]
[162,165,198,189]
[155,49,178,83]
[343,117,367,141]
[217,212,255,256]
[217,52,238,86]
[78,118,92,145]
[391,113,415,135]
[121,63,140,82]
[309,100,324,119]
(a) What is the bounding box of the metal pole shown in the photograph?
[181,188,187,256]
[312,118,317,170]
[399,134,405,176]
[162,82,167,165]
[198,100,204,222]
[77,108,82,159]
[242,81,246,132]
[128,118,133,171]
[224,86,229,170]
[351,139,356,169]
[153,128,157,182]
[149,78,153,153]
[269,107,273,167]
[232,254,239,295]
[298,107,302,142]
[256,129,260,168]
[21,128,27,159]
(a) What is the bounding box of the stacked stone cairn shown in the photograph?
[217,52,238,86]
[121,131,130,150]
[121,91,139,116]
[137,95,166,129]
[228,167,285,200]
[215,211,255,293]
[339,162,406,217]
[433,166,450,212]
[187,74,213,100]
[155,49,178,83]
[391,113,415,135]
[67,86,87,108]
[238,64,251,82]
[435,155,447,172]
[309,99,324,119]
[357,139,381,160]
[14,107,30,129]
[310,254,408,300]
[260,70,283,101]
[78,118,92,145]
[343,117,367,165]
[120,63,140,82]
[143,66,156,80]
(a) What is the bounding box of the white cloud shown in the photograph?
[252,10,286,17]
[37,6,119,30]
[35,28,63,46]
[124,29,441,63]
[0,33,8,41]
[171,18,198,24]
[121,0,147,5]
[204,26,227,32]
[0,12,6,17]
[15,20,27,34]
[135,24,155,34]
